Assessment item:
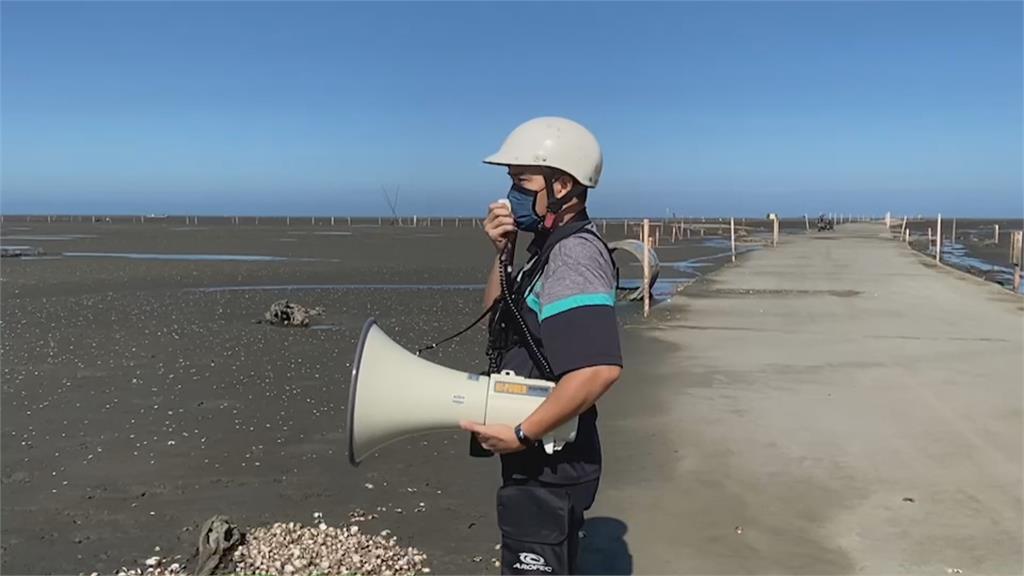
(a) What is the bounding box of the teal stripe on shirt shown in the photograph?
[539,292,615,321]
[526,292,542,316]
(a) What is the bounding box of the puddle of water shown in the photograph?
[618,278,694,300]
[64,252,291,262]
[930,241,1023,294]
[286,231,354,236]
[189,283,487,292]
[312,232,353,236]
[61,252,345,263]
[1,245,45,257]
[662,245,760,272]
[2,234,97,241]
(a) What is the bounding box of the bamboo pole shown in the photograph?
[805,214,809,232]
[642,219,651,319]
[331,216,335,226]
[994,224,1000,243]
[928,227,932,244]
[624,219,628,235]
[655,227,660,247]
[602,219,607,234]
[287,216,291,226]
[900,216,907,239]
[951,218,956,243]
[671,225,677,243]
[348,216,352,226]
[936,214,942,262]
[730,217,736,262]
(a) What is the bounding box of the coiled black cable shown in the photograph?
[494,234,555,380]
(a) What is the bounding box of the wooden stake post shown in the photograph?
[642,219,651,318]
[1013,231,1022,293]
[730,217,736,262]
[936,214,942,262]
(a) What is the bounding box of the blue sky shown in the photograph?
[2,1,1021,217]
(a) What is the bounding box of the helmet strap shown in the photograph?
[540,168,583,232]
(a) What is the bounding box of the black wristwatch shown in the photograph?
[514,424,535,447]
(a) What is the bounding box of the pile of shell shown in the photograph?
[109,520,428,576]
[231,521,428,575]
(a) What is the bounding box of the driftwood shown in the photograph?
[195,515,242,576]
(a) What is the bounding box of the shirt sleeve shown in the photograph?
[536,234,623,377]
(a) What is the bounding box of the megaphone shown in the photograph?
[347,318,578,465]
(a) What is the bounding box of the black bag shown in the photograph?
[497,484,579,575]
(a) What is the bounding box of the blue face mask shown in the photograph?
[507,183,543,232]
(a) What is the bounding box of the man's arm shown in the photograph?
[519,364,621,440]
[460,364,620,454]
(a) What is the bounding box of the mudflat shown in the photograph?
[1,220,743,574]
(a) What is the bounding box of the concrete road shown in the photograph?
[586,223,1023,575]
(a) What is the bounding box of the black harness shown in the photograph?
[415,214,616,380]
[485,215,614,379]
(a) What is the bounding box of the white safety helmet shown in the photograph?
[483,117,603,188]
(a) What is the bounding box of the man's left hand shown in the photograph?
[459,421,526,454]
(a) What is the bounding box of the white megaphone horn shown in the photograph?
[347,318,577,466]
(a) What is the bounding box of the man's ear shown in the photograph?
[554,174,576,198]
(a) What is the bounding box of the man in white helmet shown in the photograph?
[459,117,622,574]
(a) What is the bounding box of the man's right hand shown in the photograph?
[484,201,516,253]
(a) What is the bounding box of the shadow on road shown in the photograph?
[579,516,633,575]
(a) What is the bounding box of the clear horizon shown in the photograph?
[2,1,1021,218]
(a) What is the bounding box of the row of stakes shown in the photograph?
[887,213,1023,293]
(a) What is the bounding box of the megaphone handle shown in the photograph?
[469,433,494,458]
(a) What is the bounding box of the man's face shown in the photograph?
[507,167,574,215]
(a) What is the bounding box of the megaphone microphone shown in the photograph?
[347,318,577,466]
